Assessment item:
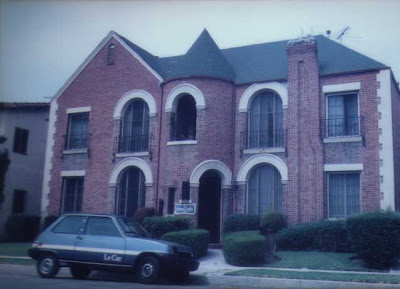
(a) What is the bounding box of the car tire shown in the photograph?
[70,264,91,279]
[136,255,160,284]
[37,255,60,278]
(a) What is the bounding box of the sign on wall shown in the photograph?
[174,203,196,215]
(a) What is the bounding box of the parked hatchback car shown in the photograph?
[28,213,199,283]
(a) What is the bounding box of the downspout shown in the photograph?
[155,82,165,215]
[231,84,237,215]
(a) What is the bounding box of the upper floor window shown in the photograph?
[248,91,283,149]
[328,172,360,218]
[66,113,89,150]
[327,93,359,137]
[118,99,150,153]
[13,127,29,154]
[61,177,84,213]
[108,44,116,65]
[171,94,196,141]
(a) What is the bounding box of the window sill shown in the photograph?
[62,149,88,155]
[167,140,198,146]
[243,148,285,154]
[323,136,363,143]
[115,152,150,158]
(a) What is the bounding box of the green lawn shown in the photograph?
[0,243,31,257]
[265,251,381,272]
[226,269,400,284]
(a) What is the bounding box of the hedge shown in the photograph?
[276,220,351,252]
[5,215,41,242]
[346,211,400,269]
[162,229,209,258]
[260,211,286,234]
[223,230,266,266]
[223,214,260,234]
[143,216,191,238]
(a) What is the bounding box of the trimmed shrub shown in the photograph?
[5,215,41,242]
[143,216,191,238]
[134,207,155,224]
[223,230,266,266]
[43,215,59,230]
[162,229,209,258]
[346,211,400,269]
[260,211,286,234]
[223,214,260,234]
[276,220,351,252]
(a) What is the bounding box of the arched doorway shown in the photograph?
[198,170,221,243]
[115,167,146,217]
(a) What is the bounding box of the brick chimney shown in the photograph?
[286,36,324,224]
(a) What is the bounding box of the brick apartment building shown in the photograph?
[42,30,400,243]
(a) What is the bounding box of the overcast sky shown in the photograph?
[1,0,400,102]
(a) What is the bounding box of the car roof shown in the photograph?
[61,213,121,218]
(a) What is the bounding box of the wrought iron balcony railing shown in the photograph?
[115,134,150,154]
[320,116,363,139]
[64,133,89,150]
[241,129,286,150]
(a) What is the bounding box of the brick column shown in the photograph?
[287,36,324,224]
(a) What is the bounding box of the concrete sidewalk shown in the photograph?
[195,249,400,289]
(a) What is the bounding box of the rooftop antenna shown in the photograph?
[337,26,350,43]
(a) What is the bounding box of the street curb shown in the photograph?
[0,255,30,260]
[205,274,400,289]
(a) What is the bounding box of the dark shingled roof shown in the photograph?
[120,31,388,84]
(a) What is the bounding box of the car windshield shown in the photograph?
[117,217,148,237]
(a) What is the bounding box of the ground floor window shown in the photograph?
[116,167,146,217]
[62,177,84,213]
[328,172,360,218]
[248,164,282,215]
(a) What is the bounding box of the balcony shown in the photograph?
[241,129,286,154]
[114,134,150,154]
[320,116,364,144]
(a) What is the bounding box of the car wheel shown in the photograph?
[70,264,91,279]
[37,255,60,278]
[136,255,160,284]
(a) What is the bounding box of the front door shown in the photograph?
[198,170,221,243]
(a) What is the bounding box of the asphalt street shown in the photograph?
[0,264,230,289]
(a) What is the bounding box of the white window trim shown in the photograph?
[324,164,363,172]
[239,81,288,112]
[62,149,88,155]
[243,148,285,154]
[115,152,150,158]
[323,82,361,93]
[113,90,157,119]
[61,170,86,177]
[165,83,206,113]
[324,91,360,139]
[323,136,363,143]
[190,160,232,189]
[167,140,198,146]
[109,157,153,186]
[327,171,362,219]
[66,106,91,114]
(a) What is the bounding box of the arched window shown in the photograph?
[171,94,196,141]
[248,91,283,149]
[108,44,116,65]
[116,167,146,217]
[248,164,282,215]
[119,99,150,153]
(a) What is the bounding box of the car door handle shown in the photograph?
[76,236,83,240]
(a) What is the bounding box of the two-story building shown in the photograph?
[42,30,400,243]
[0,100,49,240]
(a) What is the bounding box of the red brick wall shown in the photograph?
[48,38,162,215]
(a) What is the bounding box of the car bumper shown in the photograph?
[159,254,199,272]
